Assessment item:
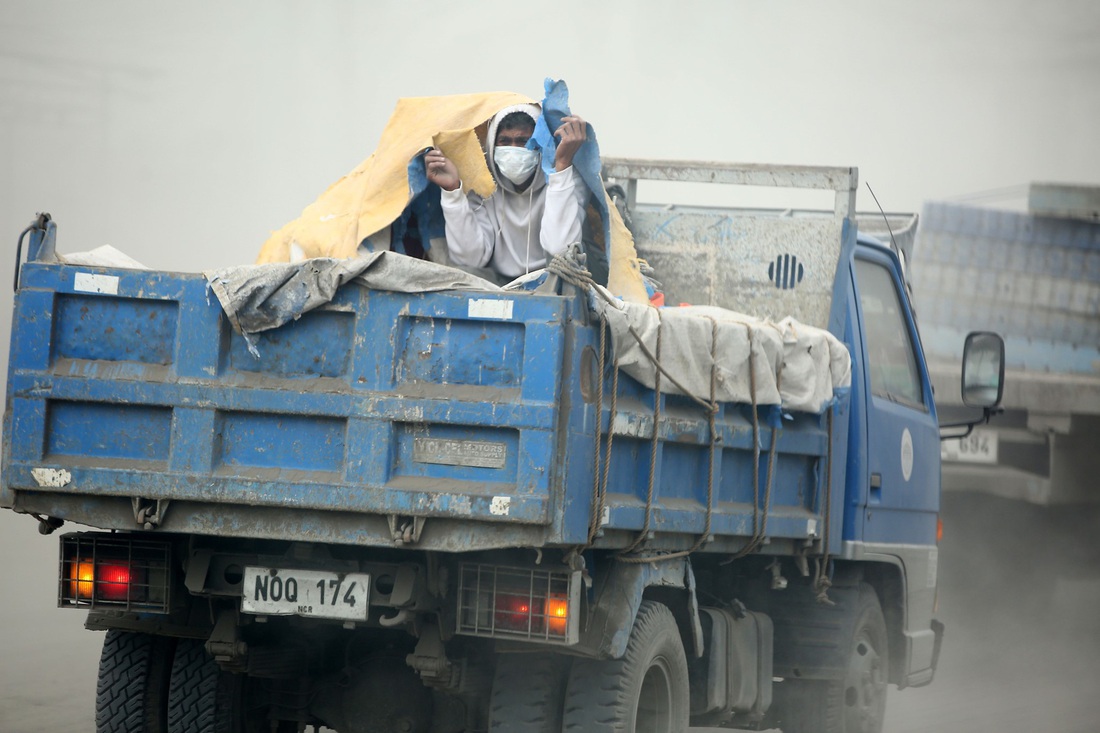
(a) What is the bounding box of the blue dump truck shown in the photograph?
[2,160,1003,733]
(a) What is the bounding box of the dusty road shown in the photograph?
[1,492,1098,733]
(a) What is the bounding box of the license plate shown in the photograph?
[241,567,370,621]
[941,428,998,464]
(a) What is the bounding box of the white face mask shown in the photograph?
[494,146,539,186]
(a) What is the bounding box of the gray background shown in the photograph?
[2,2,1099,731]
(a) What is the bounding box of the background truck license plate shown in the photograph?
[941,428,998,464]
[242,567,370,621]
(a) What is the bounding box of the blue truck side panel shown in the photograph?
[3,255,849,555]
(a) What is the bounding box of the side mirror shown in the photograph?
[961,331,1005,408]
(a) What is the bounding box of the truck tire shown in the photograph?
[167,638,235,733]
[562,600,689,733]
[167,639,297,733]
[95,630,175,733]
[780,583,888,733]
[489,653,571,732]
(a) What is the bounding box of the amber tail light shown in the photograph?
[59,533,171,613]
[457,564,580,645]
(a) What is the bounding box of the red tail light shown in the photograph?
[59,533,171,613]
[97,563,133,601]
[494,594,534,631]
[457,564,580,644]
[66,558,140,602]
[493,593,571,636]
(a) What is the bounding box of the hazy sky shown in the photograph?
[3,0,1099,276]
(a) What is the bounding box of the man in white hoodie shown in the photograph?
[424,104,589,281]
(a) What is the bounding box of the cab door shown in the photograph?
[852,250,940,546]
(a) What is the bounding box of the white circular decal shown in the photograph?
[901,428,914,482]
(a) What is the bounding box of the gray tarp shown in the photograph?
[591,289,851,414]
[204,251,499,335]
[201,252,849,414]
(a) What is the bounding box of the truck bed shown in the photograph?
[3,255,845,555]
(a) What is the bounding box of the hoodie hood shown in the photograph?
[486,103,544,195]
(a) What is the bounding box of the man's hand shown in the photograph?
[425,149,461,192]
[554,115,587,173]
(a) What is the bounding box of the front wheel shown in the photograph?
[562,600,689,733]
[780,583,889,733]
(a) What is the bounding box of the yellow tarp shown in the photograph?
[255,91,648,303]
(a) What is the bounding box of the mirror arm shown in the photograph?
[938,405,1004,442]
[939,422,975,441]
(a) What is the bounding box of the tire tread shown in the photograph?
[563,600,689,732]
[95,629,173,733]
[778,583,887,733]
[489,653,571,732]
[167,638,222,733]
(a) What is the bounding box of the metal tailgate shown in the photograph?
[2,261,569,550]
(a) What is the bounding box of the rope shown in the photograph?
[587,317,607,544]
[620,310,663,555]
[546,255,595,290]
[547,255,711,412]
[760,424,778,539]
[718,330,783,564]
[690,316,722,552]
[614,318,783,565]
[749,329,762,545]
[813,407,836,604]
[548,251,779,566]
[620,323,712,412]
[597,364,620,537]
[586,317,623,546]
[552,253,627,550]
[617,316,721,564]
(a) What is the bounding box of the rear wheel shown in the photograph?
[166,638,234,733]
[167,638,296,733]
[562,600,689,733]
[489,653,571,732]
[780,583,889,733]
[95,630,175,733]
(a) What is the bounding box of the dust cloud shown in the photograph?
[883,491,1100,733]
